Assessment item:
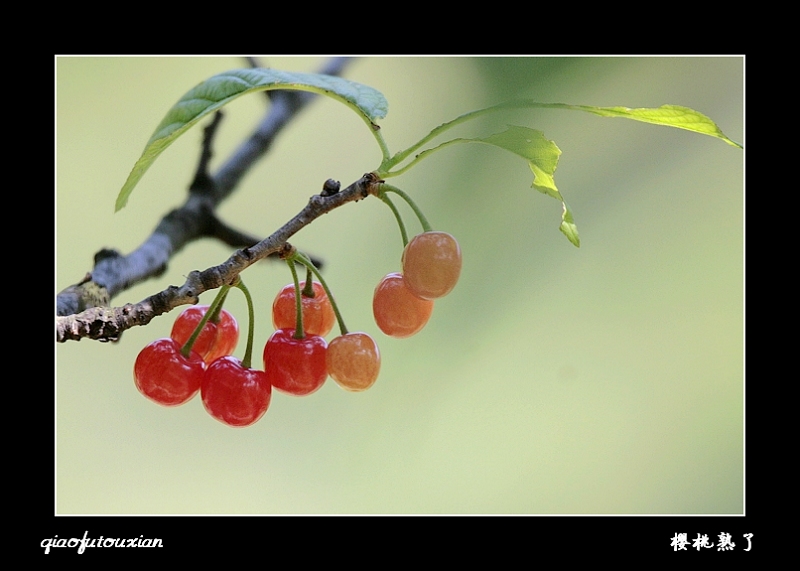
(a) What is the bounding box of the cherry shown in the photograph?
[401,231,462,299]
[326,332,381,392]
[201,356,271,427]
[272,281,335,337]
[372,272,434,338]
[134,338,205,406]
[171,305,216,357]
[170,305,239,364]
[263,328,328,396]
[204,310,239,363]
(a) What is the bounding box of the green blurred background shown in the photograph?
[56,56,743,514]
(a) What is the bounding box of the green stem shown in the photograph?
[286,259,304,339]
[382,138,471,178]
[379,192,409,248]
[181,284,231,358]
[384,101,536,171]
[372,127,392,167]
[205,287,230,324]
[293,251,348,336]
[302,267,314,297]
[379,100,591,176]
[380,183,432,233]
[234,278,256,369]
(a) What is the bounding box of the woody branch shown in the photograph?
[56,57,353,342]
[56,173,380,342]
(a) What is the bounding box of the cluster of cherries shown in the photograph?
[265,278,381,396]
[373,231,462,338]
[134,221,460,428]
[134,292,263,427]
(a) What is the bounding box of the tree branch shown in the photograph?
[56,57,352,320]
[57,174,379,342]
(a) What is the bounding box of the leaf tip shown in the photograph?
[560,201,580,247]
[560,221,581,247]
[114,183,132,212]
[114,187,129,211]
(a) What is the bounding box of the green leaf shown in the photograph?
[386,101,740,176]
[478,126,562,198]
[475,126,579,247]
[559,103,743,148]
[384,101,739,248]
[491,101,742,148]
[115,69,388,211]
[559,202,580,248]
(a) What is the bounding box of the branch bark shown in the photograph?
[56,57,353,340]
[57,174,380,342]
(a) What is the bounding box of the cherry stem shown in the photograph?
[293,251,349,336]
[286,258,305,340]
[378,192,409,248]
[234,278,255,369]
[302,266,315,297]
[379,183,433,233]
[205,287,229,324]
[181,284,231,358]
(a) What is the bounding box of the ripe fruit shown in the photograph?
[327,332,381,392]
[171,305,216,357]
[201,356,271,427]
[170,305,239,364]
[272,281,335,337]
[134,338,205,406]
[401,231,462,299]
[373,272,434,338]
[204,310,239,363]
[263,328,328,396]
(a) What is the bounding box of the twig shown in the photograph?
[57,174,378,342]
[56,57,352,319]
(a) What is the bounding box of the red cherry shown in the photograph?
[263,328,328,396]
[201,356,272,427]
[401,231,462,299]
[372,273,434,338]
[272,281,335,337]
[327,332,381,392]
[171,305,239,364]
[134,338,205,406]
[204,309,239,363]
[171,305,217,357]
